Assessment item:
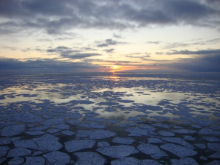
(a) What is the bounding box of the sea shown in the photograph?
[0,72,220,164]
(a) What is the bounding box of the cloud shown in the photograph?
[47,46,100,59]
[97,39,127,47]
[113,34,122,38]
[62,53,100,59]
[167,49,220,55]
[0,58,103,73]
[104,49,114,53]
[0,0,219,35]
[146,41,161,44]
[168,54,220,72]
[164,38,220,49]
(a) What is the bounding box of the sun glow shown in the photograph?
[110,65,120,72]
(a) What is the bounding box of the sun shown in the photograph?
[112,65,119,70]
[110,65,120,72]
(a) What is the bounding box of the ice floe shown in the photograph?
[195,143,206,149]
[209,152,220,159]
[111,157,141,165]
[203,136,219,142]
[112,137,135,144]
[26,131,45,135]
[76,130,116,139]
[158,131,175,137]
[43,151,70,164]
[24,156,45,165]
[14,134,62,151]
[183,135,196,141]
[61,130,75,136]
[160,143,197,158]
[79,122,105,129]
[207,143,220,152]
[8,157,24,165]
[148,137,164,144]
[0,146,10,158]
[161,137,194,149]
[171,158,198,165]
[172,129,196,134]
[97,145,138,158]
[0,138,11,145]
[138,143,168,159]
[199,128,220,135]
[97,142,110,147]
[7,148,31,157]
[1,124,25,136]
[74,152,106,165]
[65,140,95,152]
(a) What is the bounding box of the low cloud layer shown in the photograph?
[168,49,220,55]
[168,54,220,72]
[0,58,103,73]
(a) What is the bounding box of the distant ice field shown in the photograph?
[0,73,220,164]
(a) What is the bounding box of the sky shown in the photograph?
[0,0,220,73]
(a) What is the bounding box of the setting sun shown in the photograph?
[111,65,119,70]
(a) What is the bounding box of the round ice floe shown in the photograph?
[142,159,162,165]
[207,143,220,152]
[54,124,69,129]
[148,138,164,144]
[152,123,170,129]
[127,117,141,122]
[171,158,198,165]
[160,143,197,158]
[172,129,196,134]
[43,151,70,164]
[97,145,139,158]
[209,152,220,159]
[98,142,110,147]
[183,135,196,141]
[74,152,106,165]
[0,146,10,158]
[1,124,25,136]
[61,130,75,136]
[112,137,135,145]
[8,157,24,165]
[207,160,220,165]
[138,143,168,159]
[47,128,60,134]
[34,134,63,151]
[76,130,116,139]
[125,127,150,137]
[195,144,206,149]
[158,131,175,137]
[26,131,45,135]
[162,137,194,149]
[24,156,45,165]
[199,128,220,135]
[29,125,50,131]
[11,113,43,123]
[111,157,141,165]
[79,122,105,129]
[0,138,11,145]
[203,136,219,142]
[65,140,95,152]
[7,148,31,157]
